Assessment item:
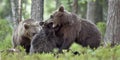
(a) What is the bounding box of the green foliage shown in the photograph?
[44,0,56,20]
[0,19,12,50]
[96,22,106,37]
[0,34,12,50]
[1,44,120,60]
[22,0,31,19]
[0,0,11,19]
[0,19,12,41]
[78,1,87,18]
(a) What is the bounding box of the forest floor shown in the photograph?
[0,43,120,60]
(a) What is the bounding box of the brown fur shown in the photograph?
[30,22,58,54]
[46,6,101,52]
[12,19,40,53]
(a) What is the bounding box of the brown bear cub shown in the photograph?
[46,6,101,52]
[12,19,40,53]
[30,22,58,54]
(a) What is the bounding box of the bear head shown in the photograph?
[47,6,74,28]
[19,19,40,40]
[39,21,55,36]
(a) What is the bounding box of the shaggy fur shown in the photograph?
[46,6,101,52]
[12,19,40,53]
[30,22,58,54]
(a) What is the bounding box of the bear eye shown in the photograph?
[32,33,36,36]
[39,22,44,26]
[46,22,53,28]
[50,15,53,18]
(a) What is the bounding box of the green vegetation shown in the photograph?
[1,43,120,60]
[97,22,106,37]
[0,20,12,50]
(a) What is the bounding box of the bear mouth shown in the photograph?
[53,24,62,32]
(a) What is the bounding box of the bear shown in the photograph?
[46,6,101,52]
[12,19,40,53]
[30,21,58,54]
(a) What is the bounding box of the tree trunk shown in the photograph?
[86,0,96,23]
[86,0,103,23]
[104,0,120,46]
[103,0,108,21]
[11,0,22,28]
[55,0,61,9]
[72,0,79,14]
[31,0,44,21]
[95,0,103,23]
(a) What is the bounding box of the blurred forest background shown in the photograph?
[1,0,120,60]
[0,0,107,47]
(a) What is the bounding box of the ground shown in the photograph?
[1,43,120,60]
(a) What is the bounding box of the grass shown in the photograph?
[0,34,120,60]
[0,39,120,60]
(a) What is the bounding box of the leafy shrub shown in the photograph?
[1,44,120,60]
[0,19,12,40]
[0,34,12,50]
[0,19,12,49]
[96,22,106,37]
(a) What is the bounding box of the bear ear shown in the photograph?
[39,22,44,26]
[58,6,64,12]
[24,23,29,29]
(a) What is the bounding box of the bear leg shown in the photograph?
[58,38,74,53]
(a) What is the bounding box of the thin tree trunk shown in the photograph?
[104,0,120,46]
[95,0,103,23]
[86,0,96,23]
[11,0,22,28]
[18,0,22,22]
[55,0,61,9]
[31,0,44,21]
[104,0,108,21]
[72,0,79,14]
